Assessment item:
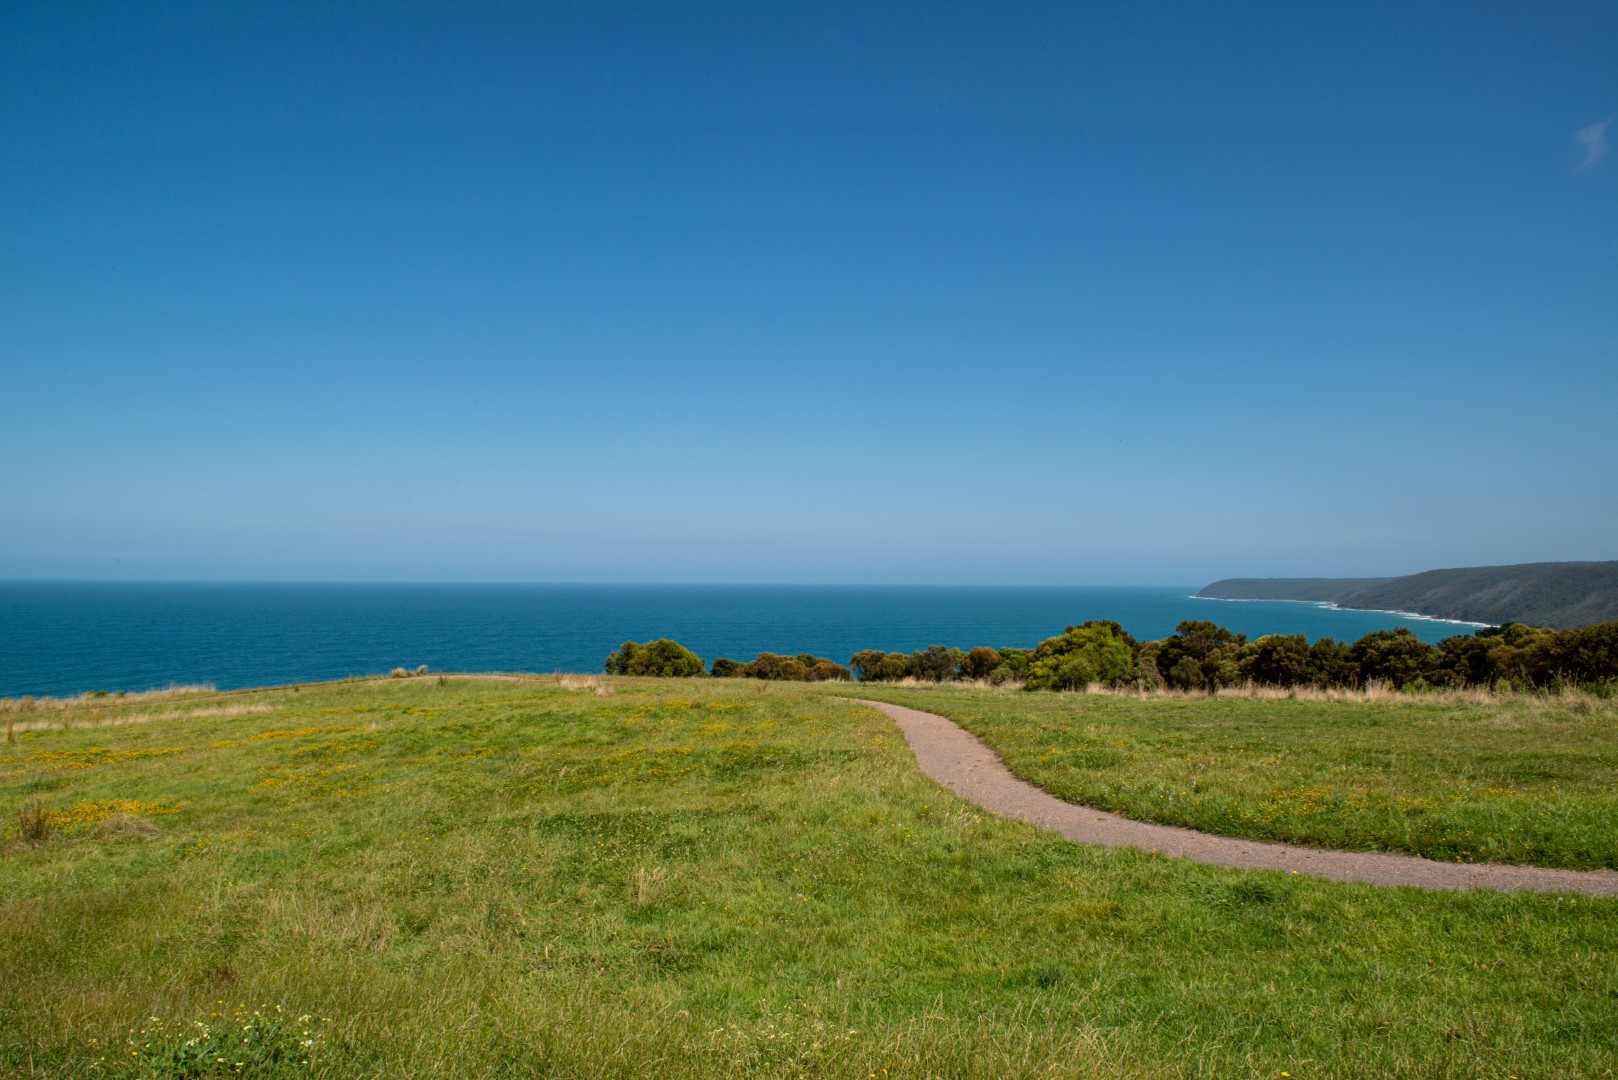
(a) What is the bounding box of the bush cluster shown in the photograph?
[605,619,1618,692]
[852,621,1156,689]
[850,618,1618,693]
[711,652,852,682]
[604,643,850,681]
[1134,619,1618,692]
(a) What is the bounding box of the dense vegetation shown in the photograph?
[633,620,1618,693]
[1201,560,1618,629]
[626,618,1618,692]
[860,684,1618,869]
[607,642,852,683]
[4,678,1618,1077]
[1131,619,1618,692]
[713,653,852,681]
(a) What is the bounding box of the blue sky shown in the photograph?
[3,1,1615,585]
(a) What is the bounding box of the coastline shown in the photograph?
[1188,594,1492,630]
[0,583,1492,698]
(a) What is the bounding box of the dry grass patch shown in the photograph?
[94,812,164,840]
[635,866,670,906]
[4,702,277,735]
[0,685,215,712]
[558,674,612,695]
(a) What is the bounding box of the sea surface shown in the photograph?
[0,582,1486,698]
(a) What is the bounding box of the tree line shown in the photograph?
[604,617,1618,692]
[605,641,850,682]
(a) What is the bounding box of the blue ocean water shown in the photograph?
[0,582,1485,698]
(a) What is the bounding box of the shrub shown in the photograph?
[850,650,912,682]
[1025,622,1135,691]
[909,645,963,682]
[1112,661,1165,692]
[1048,656,1098,691]
[603,639,706,678]
[848,650,885,681]
[995,648,1032,680]
[960,647,1002,681]
[1308,637,1354,686]
[1238,634,1315,686]
[1168,656,1204,691]
[1153,621,1246,691]
[806,659,852,682]
[1348,628,1440,689]
[738,653,807,680]
[17,802,53,845]
[733,653,851,682]
[710,657,740,678]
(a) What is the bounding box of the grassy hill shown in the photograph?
[1199,561,1618,629]
[3,677,1618,1077]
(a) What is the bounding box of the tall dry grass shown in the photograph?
[2,702,276,734]
[0,685,214,713]
[862,676,1609,708]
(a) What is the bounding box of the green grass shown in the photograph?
[0,677,1614,1078]
[853,684,1618,870]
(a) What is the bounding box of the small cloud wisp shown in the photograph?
[1574,119,1610,170]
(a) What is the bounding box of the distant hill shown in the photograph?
[1196,577,1393,604]
[1198,562,1618,630]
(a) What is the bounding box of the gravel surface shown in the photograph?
[857,698,1618,896]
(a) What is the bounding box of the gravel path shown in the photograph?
[857,698,1618,896]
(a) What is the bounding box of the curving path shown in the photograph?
[856,699,1618,896]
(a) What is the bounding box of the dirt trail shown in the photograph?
[856,699,1618,896]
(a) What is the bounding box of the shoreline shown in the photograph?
[1189,594,1491,630]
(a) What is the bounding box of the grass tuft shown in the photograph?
[15,802,53,845]
[635,866,670,906]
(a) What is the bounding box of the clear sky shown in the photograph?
[3,1,1615,585]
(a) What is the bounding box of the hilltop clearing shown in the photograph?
[3,677,1616,1077]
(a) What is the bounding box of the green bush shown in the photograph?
[806,659,852,682]
[1348,628,1440,689]
[909,645,963,682]
[735,653,850,682]
[738,653,807,680]
[1024,622,1135,691]
[1153,621,1245,691]
[603,639,706,677]
[1238,634,1315,686]
[960,647,1002,680]
[850,650,913,682]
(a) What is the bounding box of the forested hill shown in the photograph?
[1196,578,1392,604]
[1198,562,1618,630]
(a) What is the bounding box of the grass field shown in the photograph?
[3,677,1617,1078]
[857,685,1618,871]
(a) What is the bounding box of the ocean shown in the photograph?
[0,582,1485,698]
